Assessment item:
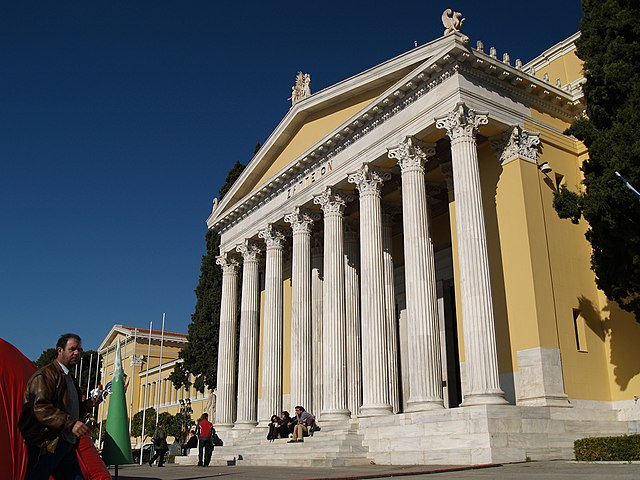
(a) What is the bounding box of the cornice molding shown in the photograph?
[210,34,584,234]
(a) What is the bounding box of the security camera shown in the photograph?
[538,161,552,174]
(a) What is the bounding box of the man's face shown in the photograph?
[57,337,82,367]
[295,408,302,415]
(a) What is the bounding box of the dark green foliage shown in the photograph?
[574,434,640,461]
[169,159,246,392]
[34,348,57,368]
[218,160,246,200]
[553,0,640,320]
[158,411,180,438]
[131,407,156,439]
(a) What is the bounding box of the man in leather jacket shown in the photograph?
[19,333,98,480]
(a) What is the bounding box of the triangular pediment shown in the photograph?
[209,35,459,225]
[209,32,584,231]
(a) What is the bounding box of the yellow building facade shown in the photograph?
[207,24,640,466]
[97,325,211,443]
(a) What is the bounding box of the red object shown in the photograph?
[199,417,213,438]
[0,338,111,480]
[0,338,36,480]
[76,435,111,480]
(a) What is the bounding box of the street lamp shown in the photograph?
[178,398,192,445]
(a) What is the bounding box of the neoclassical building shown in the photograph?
[206,18,640,465]
[96,324,211,443]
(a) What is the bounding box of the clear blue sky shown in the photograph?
[0,1,583,361]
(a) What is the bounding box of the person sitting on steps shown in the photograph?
[267,414,283,441]
[287,405,314,443]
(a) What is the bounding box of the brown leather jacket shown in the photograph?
[19,361,92,452]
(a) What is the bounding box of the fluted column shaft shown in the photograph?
[258,225,287,423]
[311,237,323,417]
[314,187,351,420]
[284,208,316,411]
[215,253,240,428]
[382,210,401,413]
[348,165,392,416]
[234,241,261,428]
[388,138,444,411]
[436,102,507,405]
[343,221,361,418]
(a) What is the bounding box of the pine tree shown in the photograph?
[169,160,247,392]
[554,0,640,320]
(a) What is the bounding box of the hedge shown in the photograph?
[574,434,640,461]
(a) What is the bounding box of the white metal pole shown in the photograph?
[155,313,166,427]
[140,321,153,465]
[86,353,93,398]
[128,328,137,434]
[78,356,83,391]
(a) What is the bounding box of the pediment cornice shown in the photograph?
[209,33,584,234]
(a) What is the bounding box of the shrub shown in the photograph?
[574,434,640,461]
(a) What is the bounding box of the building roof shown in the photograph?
[97,324,188,352]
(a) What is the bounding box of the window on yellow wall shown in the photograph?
[573,309,588,353]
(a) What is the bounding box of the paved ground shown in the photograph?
[109,460,640,480]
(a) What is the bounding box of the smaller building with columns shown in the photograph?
[206,21,640,465]
[96,325,211,444]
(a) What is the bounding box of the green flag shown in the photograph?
[101,340,133,465]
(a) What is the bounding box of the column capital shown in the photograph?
[490,125,540,165]
[313,186,354,216]
[435,102,488,141]
[216,253,240,274]
[236,240,261,262]
[258,224,288,249]
[388,137,436,173]
[347,164,392,196]
[284,207,320,235]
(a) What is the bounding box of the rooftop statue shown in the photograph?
[290,72,311,106]
[442,8,465,35]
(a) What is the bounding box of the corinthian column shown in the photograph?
[382,207,401,413]
[234,240,261,428]
[215,252,240,428]
[435,102,507,405]
[348,165,393,416]
[388,137,444,411]
[257,224,287,423]
[311,235,323,417]
[343,219,361,417]
[284,207,317,411]
[313,187,352,421]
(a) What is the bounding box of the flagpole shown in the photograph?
[78,355,84,392]
[155,313,166,427]
[140,321,152,465]
[97,348,105,448]
[85,353,93,398]
[128,328,137,434]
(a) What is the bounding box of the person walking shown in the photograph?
[148,422,168,467]
[19,333,100,480]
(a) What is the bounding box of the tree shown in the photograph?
[131,407,157,439]
[553,0,640,320]
[169,159,247,392]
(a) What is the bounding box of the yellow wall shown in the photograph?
[251,87,387,193]
[99,332,209,441]
[531,48,582,86]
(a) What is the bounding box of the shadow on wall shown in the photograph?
[579,296,640,391]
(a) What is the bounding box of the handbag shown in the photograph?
[212,433,223,446]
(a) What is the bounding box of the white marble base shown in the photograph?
[516,347,571,407]
[181,403,637,467]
